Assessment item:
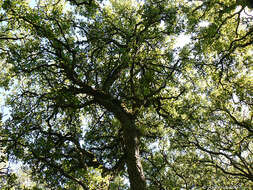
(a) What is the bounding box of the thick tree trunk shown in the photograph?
[92,93,147,189]
[121,116,147,190]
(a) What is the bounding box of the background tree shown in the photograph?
[0,0,252,189]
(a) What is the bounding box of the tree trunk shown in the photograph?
[121,116,147,190]
[93,93,147,189]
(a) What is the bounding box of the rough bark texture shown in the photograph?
[92,92,147,189]
[122,122,146,190]
[112,109,147,189]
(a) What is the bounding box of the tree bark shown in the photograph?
[120,115,147,190]
[78,89,147,189]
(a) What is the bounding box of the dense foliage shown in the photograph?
[0,0,252,189]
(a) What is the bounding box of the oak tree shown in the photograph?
[0,0,252,189]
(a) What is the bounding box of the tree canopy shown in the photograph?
[0,0,252,189]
